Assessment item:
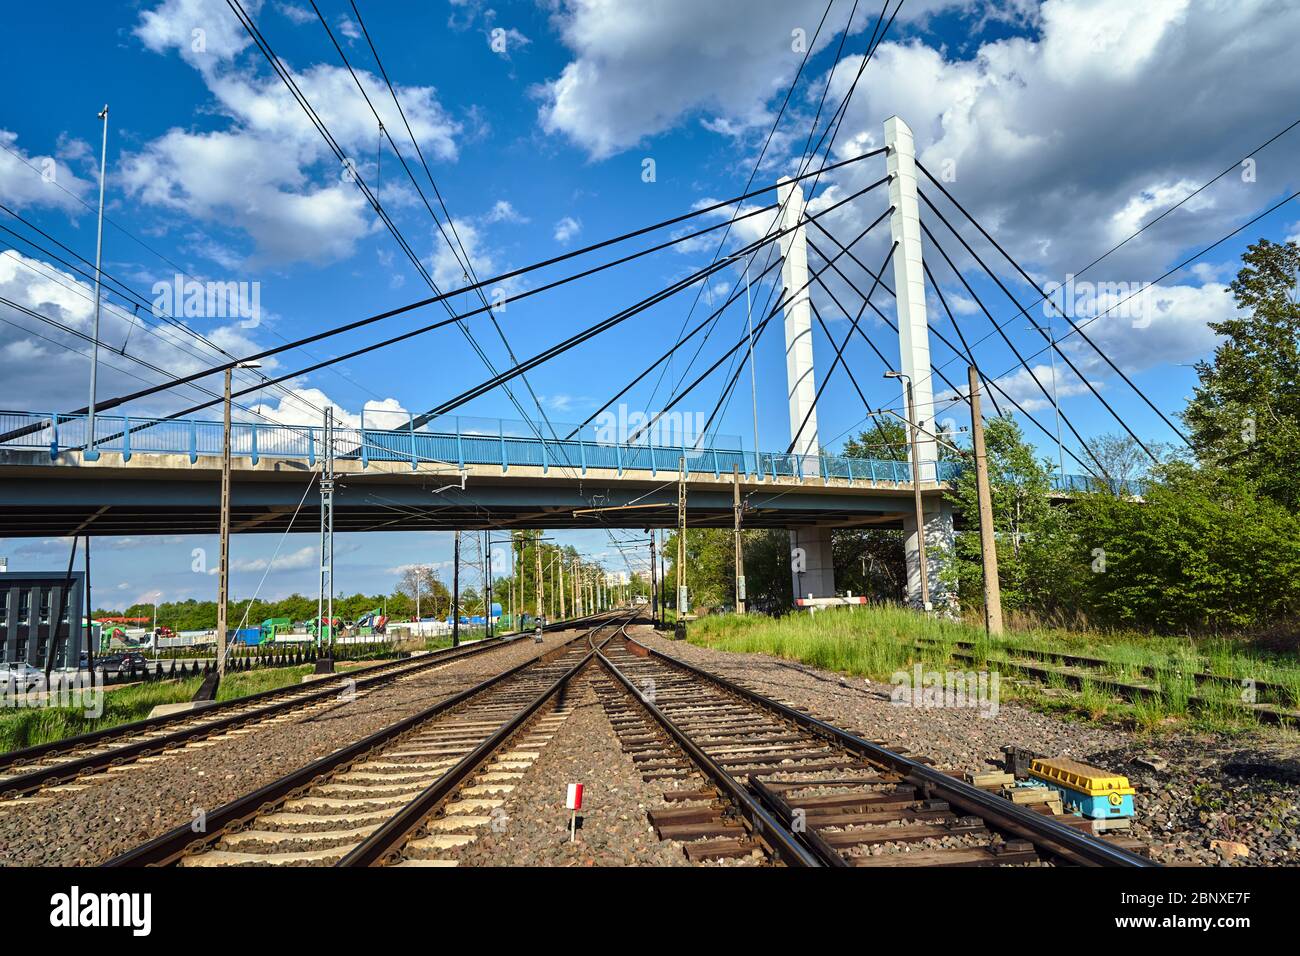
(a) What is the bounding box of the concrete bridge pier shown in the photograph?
[789,526,836,603]
[903,499,957,612]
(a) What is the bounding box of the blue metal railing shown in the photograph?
[0,409,1123,491]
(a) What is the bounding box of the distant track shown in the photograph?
[105,614,630,867]
[0,615,606,798]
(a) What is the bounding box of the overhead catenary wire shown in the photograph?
[655,0,899,420]
[57,176,886,449]
[786,240,896,455]
[941,185,1300,429]
[916,165,1190,446]
[629,207,891,445]
[648,0,841,411]
[860,116,1300,431]
[918,188,1157,463]
[561,257,784,441]
[239,0,566,477]
[914,221,1109,474]
[310,1,575,474]
[15,150,884,443]
[802,226,1106,477]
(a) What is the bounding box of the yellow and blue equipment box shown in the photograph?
[1028,757,1135,819]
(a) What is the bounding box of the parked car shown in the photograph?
[0,660,45,692]
[96,652,149,677]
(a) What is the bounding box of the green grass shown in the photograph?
[684,606,1300,734]
[0,664,315,753]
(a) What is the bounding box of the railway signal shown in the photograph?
[565,782,584,842]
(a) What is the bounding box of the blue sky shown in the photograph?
[1,0,1297,608]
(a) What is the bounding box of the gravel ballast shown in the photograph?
[632,625,1300,867]
[0,631,585,866]
[438,672,689,867]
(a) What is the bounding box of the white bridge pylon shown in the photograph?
[775,116,954,609]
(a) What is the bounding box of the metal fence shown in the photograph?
[0,409,1127,491]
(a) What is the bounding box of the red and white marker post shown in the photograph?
[565,783,583,842]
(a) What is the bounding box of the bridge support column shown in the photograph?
[888,115,954,612]
[789,527,835,603]
[778,177,837,601]
[903,498,957,612]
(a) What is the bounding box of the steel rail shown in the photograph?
[102,616,625,867]
[595,643,821,868]
[0,613,608,797]
[338,611,638,866]
[622,635,1155,868]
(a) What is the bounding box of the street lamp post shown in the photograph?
[86,105,109,461]
[885,371,931,612]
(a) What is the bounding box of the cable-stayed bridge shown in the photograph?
[0,115,1148,612]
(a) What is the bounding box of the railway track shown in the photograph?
[594,632,1155,867]
[915,638,1300,726]
[105,614,633,867]
[98,615,1156,868]
[0,615,606,799]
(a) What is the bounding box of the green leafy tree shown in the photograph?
[1073,463,1300,632]
[841,419,908,461]
[1183,238,1300,510]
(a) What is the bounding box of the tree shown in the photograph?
[841,419,908,461]
[1082,433,1180,494]
[395,566,450,618]
[1073,463,1300,632]
[835,423,912,602]
[1183,239,1300,510]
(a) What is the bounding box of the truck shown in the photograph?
[259,618,294,643]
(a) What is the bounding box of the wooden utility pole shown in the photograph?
[558,550,566,620]
[969,366,1004,635]
[732,464,746,614]
[216,367,233,677]
[675,456,688,639]
[649,535,658,624]
[534,533,543,623]
[452,531,461,647]
[484,531,493,638]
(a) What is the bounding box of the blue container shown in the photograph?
[1043,782,1135,819]
[233,628,263,645]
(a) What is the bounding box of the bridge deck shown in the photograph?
[0,410,1106,537]
[0,448,939,536]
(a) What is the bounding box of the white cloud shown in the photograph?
[537,0,835,160]
[120,128,375,267]
[534,0,989,160]
[241,387,409,429]
[988,363,1099,413]
[553,215,582,244]
[276,3,313,26]
[230,544,316,573]
[135,0,260,70]
[126,0,460,267]
[484,199,528,224]
[0,248,268,412]
[0,130,94,213]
